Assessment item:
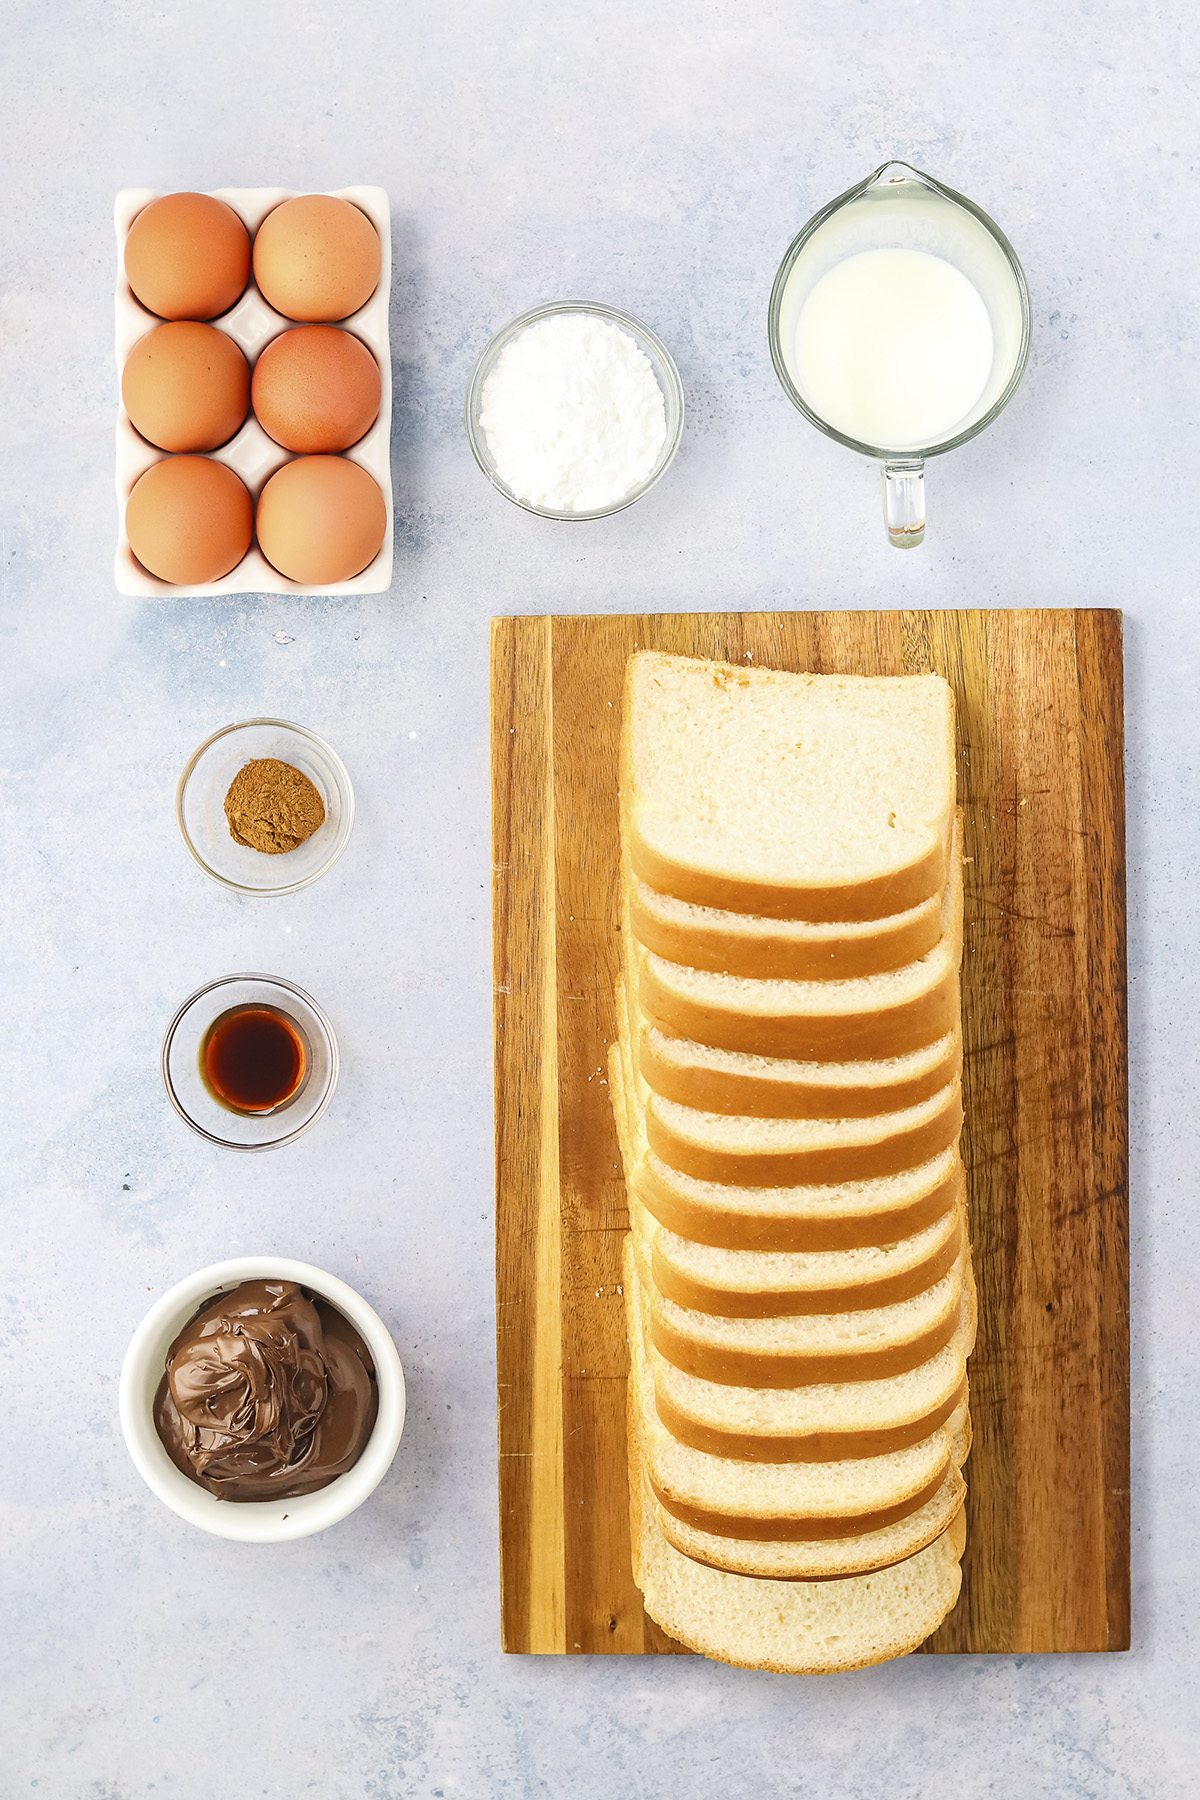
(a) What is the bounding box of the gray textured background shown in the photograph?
[1,1,1196,1794]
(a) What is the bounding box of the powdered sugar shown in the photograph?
[479,312,668,513]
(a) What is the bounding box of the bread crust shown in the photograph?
[654,1374,968,1464]
[629,878,944,980]
[634,1138,962,1252]
[640,949,961,1061]
[627,823,948,924]
[650,1464,950,1541]
[647,1205,966,1319]
[644,1081,964,1187]
[638,1022,963,1120]
[646,1259,965,1389]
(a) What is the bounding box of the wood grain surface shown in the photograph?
[492,610,1129,1658]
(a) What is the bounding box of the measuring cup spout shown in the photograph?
[867,160,927,190]
[882,462,925,549]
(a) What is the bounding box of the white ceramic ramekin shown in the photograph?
[119,1257,405,1542]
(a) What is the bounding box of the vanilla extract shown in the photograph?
[200,1004,307,1114]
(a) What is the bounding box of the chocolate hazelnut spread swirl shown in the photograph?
[153,1279,378,1501]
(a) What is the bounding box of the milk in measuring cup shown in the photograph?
[792,247,994,452]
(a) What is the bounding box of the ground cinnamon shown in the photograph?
[223,757,325,855]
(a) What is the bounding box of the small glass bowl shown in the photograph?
[162,973,339,1151]
[177,719,354,897]
[119,1256,406,1543]
[464,299,685,520]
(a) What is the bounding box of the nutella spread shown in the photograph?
[153,1279,378,1501]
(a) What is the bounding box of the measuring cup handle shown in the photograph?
[881,462,926,549]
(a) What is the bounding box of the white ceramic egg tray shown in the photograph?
[114,186,393,597]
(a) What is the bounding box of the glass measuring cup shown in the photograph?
[768,162,1031,547]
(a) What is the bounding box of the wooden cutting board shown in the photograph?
[491,610,1128,1658]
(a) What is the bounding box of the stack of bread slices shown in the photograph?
[610,651,975,1674]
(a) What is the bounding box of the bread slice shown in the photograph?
[645,1262,978,1461]
[653,1338,968,1465]
[621,963,964,1187]
[614,1030,968,1318]
[639,940,961,1064]
[646,1254,965,1388]
[615,997,964,1253]
[622,654,956,923]
[655,1466,966,1582]
[642,1082,963,1188]
[636,1139,963,1256]
[634,1188,966,1318]
[634,840,961,1062]
[626,801,961,980]
[655,1388,972,1581]
[627,1102,962,1254]
[630,876,943,980]
[627,1410,965,1669]
[629,1265,954,1541]
[637,1017,963,1119]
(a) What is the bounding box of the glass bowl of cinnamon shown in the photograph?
[176,718,354,895]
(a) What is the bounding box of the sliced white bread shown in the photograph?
[633,1188,966,1319]
[644,1261,978,1461]
[643,1083,963,1188]
[619,1069,962,1253]
[637,1017,962,1120]
[634,841,962,1063]
[653,1335,968,1464]
[655,1467,966,1582]
[620,965,963,1186]
[614,999,964,1254]
[613,1030,969,1317]
[626,807,961,981]
[647,1405,956,1543]
[638,1144,964,1255]
[630,873,943,979]
[627,1409,965,1669]
[654,1391,972,1581]
[629,1270,954,1541]
[953,1401,974,1470]
[645,1254,966,1388]
[622,653,956,923]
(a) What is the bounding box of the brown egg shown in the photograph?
[256,456,386,584]
[125,456,253,585]
[252,196,381,322]
[122,323,250,453]
[251,326,381,453]
[124,193,251,321]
